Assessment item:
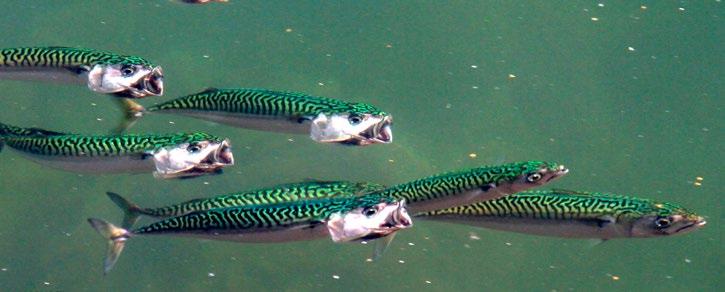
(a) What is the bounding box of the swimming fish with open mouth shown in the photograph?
[372,161,569,214]
[107,180,386,227]
[418,190,707,239]
[118,88,393,145]
[88,194,412,274]
[0,122,233,179]
[0,47,163,98]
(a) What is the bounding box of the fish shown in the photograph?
[88,194,413,273]
[372,161,569,214]
[118,88,393,145]
[0,47,163,98]
[0,122,233,179]
[106,180,386,227]
[417,190,707,239]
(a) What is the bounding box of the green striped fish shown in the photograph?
[107,180,386,227]
[119,88,393,145]
[372,161,569,214]
[0,47,163,98]
[0,122,233,179]
[88,194,412,274]
[418,190,706,239]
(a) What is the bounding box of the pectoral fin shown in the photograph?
[371,232,396,261]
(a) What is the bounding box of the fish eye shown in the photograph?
[187,144,202,153]
[526,173,542,182]
[121,65,136,77]
[348,115,363,125]
[362,207,377,217]
[655,217,671,228]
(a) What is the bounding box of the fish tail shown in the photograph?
[113,98,146,133]
[106,192,144,229]
[87,218,131,274]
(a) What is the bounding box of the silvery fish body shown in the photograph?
[373,161,569,214]
[120,88,392,145]
[0,122,233,179]
[107,180,386,227]
[88,194,412,273]
[418,190,706,239]
[0,47,163,98]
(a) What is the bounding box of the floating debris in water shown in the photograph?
[685,258,692,263]
[597,3,604,7]
[678,7,685,11]
[468,232,480,240]
[332,275,340,279]
[508,73,517,79]
[407,242,415,246]
[468,153,477,159]
[641,5,647,10]
[627,47,636,52]
[591,17,600,21]
[398,260,405,264]
[470,65,478,69]
[425,280,432,284]
[208,272,215,277]
[285,28,293,33]
[611,275,620,281]
[694,177,703,187]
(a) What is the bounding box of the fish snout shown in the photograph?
[391,200,413,228]
[215,139,234,165]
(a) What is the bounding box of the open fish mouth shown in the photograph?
[379,200,413,230]
[356,116,393,145]
[126,66,164,98]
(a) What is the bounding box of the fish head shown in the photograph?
[87,62,164,98]
[506,161,569,192]
[151,134,234,179]
[327,197,412,242]
[630,202,706,237]
[310,106,393,146]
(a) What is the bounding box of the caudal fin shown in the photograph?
[87,218,130,274]
[106,192,144,229]
[113,98,145,133]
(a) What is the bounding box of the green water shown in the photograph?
[0,1,721,291]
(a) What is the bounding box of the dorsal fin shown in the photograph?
[550,189,596,196]
[196,87,220,94]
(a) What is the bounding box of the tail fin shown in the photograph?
[113,98,146,133]
[87,218,130,274]
[106,192,144,229]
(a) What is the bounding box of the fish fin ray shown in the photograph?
[106,192,144,228]
[550,189,597,197]
[87,218,130,274]
[371,232,396,261]
[113,98,145,133]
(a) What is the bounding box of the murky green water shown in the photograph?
[0,1,721,291]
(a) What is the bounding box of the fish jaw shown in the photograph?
[87,64,164,98]
[151,139,234,179]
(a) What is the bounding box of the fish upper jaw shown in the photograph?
[546,164,569,182]
[355,116,393,146]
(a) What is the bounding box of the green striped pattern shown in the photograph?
[419,190,692,220]
[140,181,386,217]
[133,194,393,234]
[147,88,387,117]
[2,129,221,156]
[373,161,560,204]
[0,122,63,137]
[0,47,154,68]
